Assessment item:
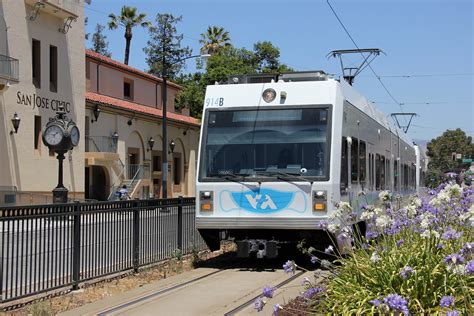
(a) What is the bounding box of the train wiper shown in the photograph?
[209,172,248,183]
[256,171,314,186]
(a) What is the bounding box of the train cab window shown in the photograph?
[380,155,386,190]
[351,138,359,183]
[359,141,366,185]
[375,154,381,190]
[340,137,348,194]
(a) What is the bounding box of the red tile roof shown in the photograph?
[85,49,181,90]
[86,92,200,127]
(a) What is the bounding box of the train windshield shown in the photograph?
[199,107,330,181]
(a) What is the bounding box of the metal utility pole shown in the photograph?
[161,16,169,198]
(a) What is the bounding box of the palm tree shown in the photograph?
[108,6,150,65]
[199,26,231,54]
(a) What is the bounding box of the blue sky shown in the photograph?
[85,0,473,142]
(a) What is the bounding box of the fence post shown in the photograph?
[177,196,183,252]
[72,201,81,290]
[133,200,140,273]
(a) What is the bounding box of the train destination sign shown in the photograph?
[16,91,72,113]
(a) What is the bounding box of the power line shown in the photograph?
[362,73,474,78]
[373,101,472,105]
[326,0,408,125]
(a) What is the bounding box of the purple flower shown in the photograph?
[318,220,329,229]
[383,294,409,316]
[442,227,462,240]
[303,287,324,299]
[444,254,465,265]
[272,304,281,315]
[365,230,378,240]
[283,260,295,274]
[466,260,474,275]
[310,255,318,264]
[460,242,474,256]
[369,299,381,306]
[440,295,455,308]
[437,243,444,250]
[254,297,265,312]
[396,239,404,247]
[400,266,414,279]
[263,286,275,298]
[446,310,460,316]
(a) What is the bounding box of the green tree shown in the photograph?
[176,43,293,118]
[90,24,111,57]
[252,41,293,73]
[199,26,231,54]
[108,6,150,65]
[426,128,474,173]
[144,13,192,80]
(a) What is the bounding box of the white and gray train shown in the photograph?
[195,71,426,258]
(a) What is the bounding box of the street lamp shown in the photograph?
[161,53,210,198]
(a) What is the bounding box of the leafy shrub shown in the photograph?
[258,183,473,315]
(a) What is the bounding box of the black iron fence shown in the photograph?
[0,197,205,303]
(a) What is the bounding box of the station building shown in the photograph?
[0,0,86,205]
[84,50,200,201]
[0,0,200,205]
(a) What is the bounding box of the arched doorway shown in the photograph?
[88,166,109,201]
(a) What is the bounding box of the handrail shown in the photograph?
[85,135,119,153]
[107,159,127,200]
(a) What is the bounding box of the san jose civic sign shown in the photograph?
[16,91,72,113]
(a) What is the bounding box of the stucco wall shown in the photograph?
[0,0,85,200]
[86,106,199,197]
[86,58,188,115]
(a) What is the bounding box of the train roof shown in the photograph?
[337,77,415,147]
[213,71,416,147]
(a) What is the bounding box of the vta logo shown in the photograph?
[245,194,277,210]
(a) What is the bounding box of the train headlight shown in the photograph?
[312,190,327,212]
[200,191,213,212]
[262,88,276,103]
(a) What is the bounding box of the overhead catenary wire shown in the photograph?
[326,0,408,126]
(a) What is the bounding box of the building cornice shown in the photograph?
[85,92,201,128]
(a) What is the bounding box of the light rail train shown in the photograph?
[195,71,426,258]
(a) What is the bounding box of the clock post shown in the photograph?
[42,105,80,204]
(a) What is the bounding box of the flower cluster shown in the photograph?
[310,182,474,314]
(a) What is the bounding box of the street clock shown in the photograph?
[42,106,80,203]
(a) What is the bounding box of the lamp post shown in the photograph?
[161,51,210,198]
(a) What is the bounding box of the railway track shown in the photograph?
[223,269,306,316]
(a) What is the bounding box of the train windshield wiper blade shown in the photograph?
[257,171,313,185]
[209,172,248,182]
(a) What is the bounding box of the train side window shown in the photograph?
[375,154,381,190]
[359,141,366,185]
[351,138,359,183]
[380,155,386,190]
[368,153,372,190]
[386,159,391,190]
[340,137,348,194]
[394,160,399,192]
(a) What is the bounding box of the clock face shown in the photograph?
[44,125,63,146]
[70,126,80,146]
